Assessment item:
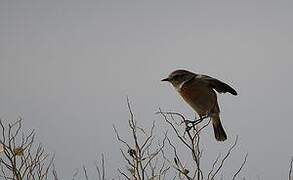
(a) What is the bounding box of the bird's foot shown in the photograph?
[183,115,209,130]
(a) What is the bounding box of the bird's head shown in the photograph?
[161,69,196,89]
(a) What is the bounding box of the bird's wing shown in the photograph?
[196,74,238,95]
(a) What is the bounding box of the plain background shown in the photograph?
[0,0,293,179]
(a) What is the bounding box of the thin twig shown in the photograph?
[289,157,293,180]
[211,136,239,180]
[232,153,248,180]
[83,165,89,180]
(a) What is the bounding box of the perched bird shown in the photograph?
[162,69,237,141]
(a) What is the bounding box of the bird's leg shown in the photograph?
[184,119,196,125]
[194,115,209,125]
[182,115,197,126]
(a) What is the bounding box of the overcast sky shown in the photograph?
[0,0,293,179]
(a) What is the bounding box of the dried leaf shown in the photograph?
[182,169,189,175]
[0,144,3,153]
[13,147,25,156]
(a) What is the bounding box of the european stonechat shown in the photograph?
[162,69,237,141]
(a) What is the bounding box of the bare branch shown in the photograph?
[0,119,53,180]
[207,153,221,180]
[157,109,192,150]
[83,165,89,180]
[118,168,131,180]
[232,153,248,180]
[211,136,239,180]
[113,125,131,150]
[289,157,293,180]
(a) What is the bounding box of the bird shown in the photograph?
[161,69,237,141]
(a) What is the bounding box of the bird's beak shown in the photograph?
[161,78,170,82]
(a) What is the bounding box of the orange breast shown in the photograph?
[178,81,218,116]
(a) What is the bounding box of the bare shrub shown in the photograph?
[0,101,292,180]
[113,99,247,180]
[0,118,54,180]
[157,109,248,180]
[113,98,169,180]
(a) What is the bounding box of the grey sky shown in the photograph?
[0,0,293,179]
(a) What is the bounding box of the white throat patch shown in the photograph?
[177,79,189,90]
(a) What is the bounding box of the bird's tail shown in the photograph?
[211,115,227,141]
